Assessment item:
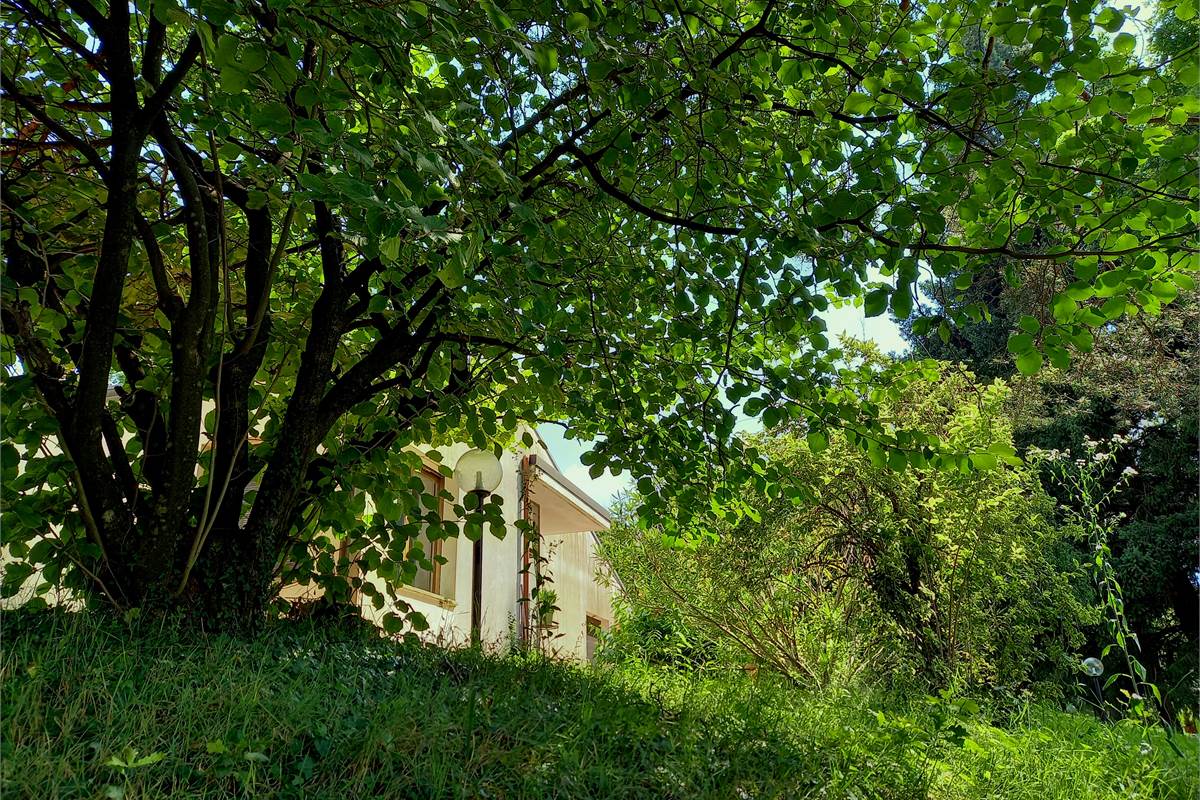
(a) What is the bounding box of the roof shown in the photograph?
[525,453,612,525]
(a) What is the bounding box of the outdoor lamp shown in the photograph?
[454,448,503,500]
[453,448,503,646]
[1081,657,1104,714]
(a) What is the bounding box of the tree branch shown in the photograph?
[566,144,741,235]
[139,33,201,127]
[0,77,110,178]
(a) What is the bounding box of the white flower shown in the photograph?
[1122,466,1138,477]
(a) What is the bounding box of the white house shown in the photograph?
[283,431,618,661]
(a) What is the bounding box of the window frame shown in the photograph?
[585,614,606,662]
[406,466,447,598]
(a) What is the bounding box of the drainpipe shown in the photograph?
[518,455,532,645]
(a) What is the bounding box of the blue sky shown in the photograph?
[540,302,910,508]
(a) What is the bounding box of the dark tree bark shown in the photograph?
[0,4,468,627]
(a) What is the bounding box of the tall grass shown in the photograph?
[2,611,1195,799]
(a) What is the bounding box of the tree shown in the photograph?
[604,350,1090,692]
[895,7,1200,704]
[898,3,1200,701]
[1014,296,1199,706]
[2,0,1197,629]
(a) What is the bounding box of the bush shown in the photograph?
[596,604,728,672]
[604,356,1092,695]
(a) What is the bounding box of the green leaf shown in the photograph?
[1112,32,1136,54]
[437,259,465,289]
[1007,333,1034,354]
[249,102,293,135]
[294,83,321,108]
[890,286,913,320]
[380,236,402,263]
[481,0,514,30]
[566,12,590,33]
[1051,295,1076,323]
[1096,7,1125,32]
[970,451,998,469]
[844,93,873,115]
[152,0,183,24]
[241,43,268,72]
[778,60,802,85]
[219,67,248,95]
[864,288,889,318]
[1100,297,1126,320]
[1015,350,1044,375]
[533,45,558,74]
[987,442,1017,458]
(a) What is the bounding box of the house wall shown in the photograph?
[543,531,616,660]
[343,440,516,648]
[351,434,616,660]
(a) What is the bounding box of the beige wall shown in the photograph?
[541,531,615,660]
[342,432,616,661]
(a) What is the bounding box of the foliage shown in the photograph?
[598,602,725,673]
[893,3,1200,707]
[903,213,1198,710]
[3,610,1196,800]
[2,0,1198,628]
[605,351,1091,693]
[1018,298,1199,708]
[1031,437,1165,721]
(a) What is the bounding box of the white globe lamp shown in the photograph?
[454,449,503,499]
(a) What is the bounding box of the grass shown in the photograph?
[1,611,1195,799]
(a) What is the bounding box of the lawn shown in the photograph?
[2,612,1194,799]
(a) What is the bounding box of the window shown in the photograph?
[409,468,445,595]
[586,615,605,662]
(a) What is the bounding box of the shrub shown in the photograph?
[604,356,1091,695]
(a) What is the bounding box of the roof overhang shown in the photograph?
[526,454,611,534]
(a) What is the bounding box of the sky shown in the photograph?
[539,302,910,509]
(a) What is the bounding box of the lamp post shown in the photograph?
[1082,656,1105,718]
[453,449,503,646]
